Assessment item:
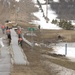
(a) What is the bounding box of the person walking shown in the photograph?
[17,28,21,38]
[1,25,5,34]
[6,28,10,38]
[6,26,8,30]
[38,25,40,29]
[6,28,11,45]
[18,37,23,46]
[8,33,11,45]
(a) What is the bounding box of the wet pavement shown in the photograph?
[0,43,11,75]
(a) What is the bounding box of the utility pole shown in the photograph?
[46,0,48,23]
[65,43,67,56]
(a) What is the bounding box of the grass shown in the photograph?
[43,54,75,70]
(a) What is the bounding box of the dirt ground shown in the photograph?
[11,24,75,75]
[1,0,75,74]
[11,41,52,75]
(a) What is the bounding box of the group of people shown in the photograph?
[1,25,11,45]
[1,25,23,46]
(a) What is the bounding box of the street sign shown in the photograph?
[28,27,36,49]
[28,27,35,31]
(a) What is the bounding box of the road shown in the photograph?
[0,29,11,75]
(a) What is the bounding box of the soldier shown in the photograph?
[6,28,11,45]
[1,25,5,34]
[38,25,40,29]
[8,34,11,45]
[18,37,23,46]
[6,28,10,37]
[17,28,21,38]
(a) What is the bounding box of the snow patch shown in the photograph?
[53,0,59,2]
[0,38,4,47]
[15,0,20,2]
[31,0,61,30]
[53,43,75,62]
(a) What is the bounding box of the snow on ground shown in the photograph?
[42,5,57,21]
[32,0,37,3]
[0,38,4,47]
[70,20,75,25]
[52,43,75,62]
[32,0,75,62]
[37,0,45,3]
[32,0,45,4]
[53,0,59,2]
[31,0,61,29]
[32,10,61,29]
[15,0,20,2]
[22,34,33,47]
